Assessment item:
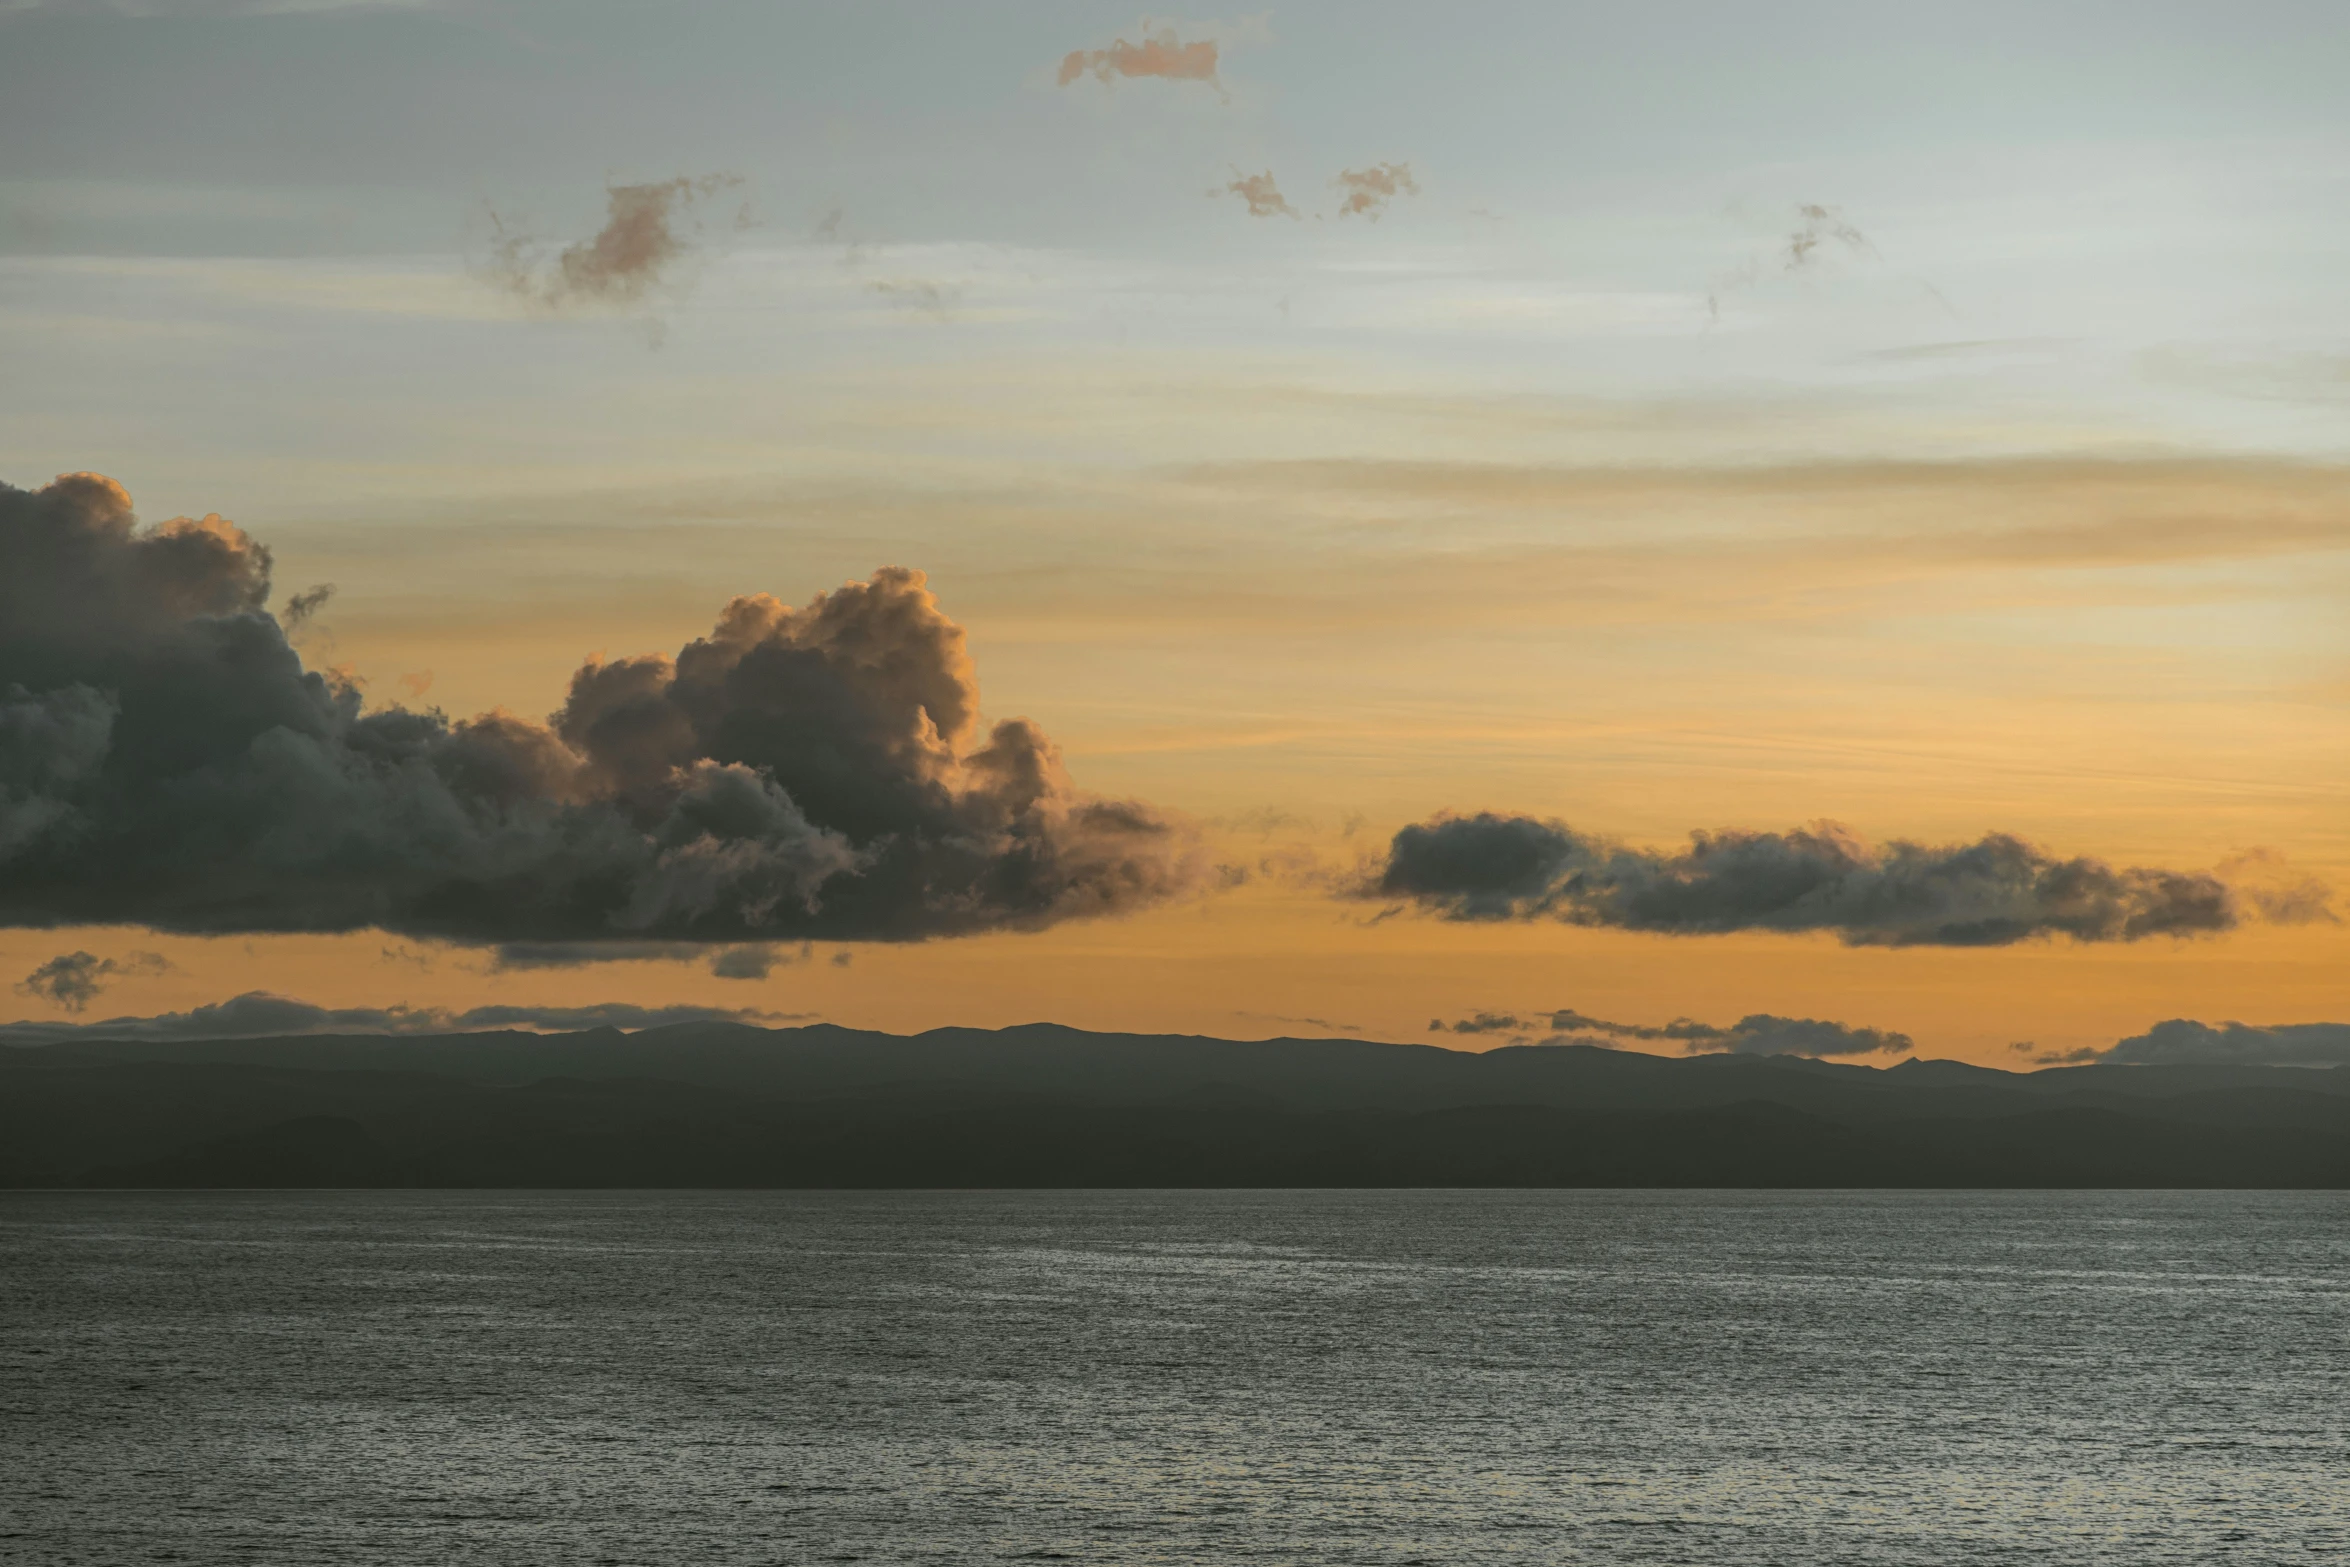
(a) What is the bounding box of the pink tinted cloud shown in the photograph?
[489,175,745,310]
[1058,26,1220,89]
[1224,170,1298,219]
[1333,162,1419,220]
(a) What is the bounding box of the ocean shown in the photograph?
[3,1190,2345,1564]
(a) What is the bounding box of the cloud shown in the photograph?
[1785,203,1870,270]
[1057,26,1221,90]
[708,944,785,980]
[2216,848,2338,925]
[487,175,745,312]
[2069,1019,2350,1067]
[394,670,433,700]
[866,278,964,321]
[491,938,796,980]
[1235,1011,1361,1034]
[1429,1004,1910,1057]
[280,582,334,632]
[0,472,1203,948]
[0,991,808,1047]
[1429,1010,1527,1035]
[1333,163,1419,220]
[1652,1013,1909,1058]
[15,949,172,1012]
[1707,202,1890,321]
[1223,170,1298,220]
[1368,813,2296,946]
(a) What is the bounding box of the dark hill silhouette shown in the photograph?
[4,1023,2345,1187]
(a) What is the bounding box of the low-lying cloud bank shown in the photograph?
[0,992,803,1046]
[0,473,1201,948]
[1431,1007,1910,1058]
[1373,813,2325,947]
[2048,1019,2350,1067]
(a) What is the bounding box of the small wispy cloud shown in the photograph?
[1430,1005,1911,1058]
[1708,202,1884,321]
[1333,163,1419,220]
[1057,25,1222,92]
[15,950,174,1013]
[486,175,746,312]
[866,277,965,321]
[0,992,812,1045]
[1785,203,1872,269]
[279,582,335,633]
[1223,169,1298,219]
[1234,1010,1362,1034]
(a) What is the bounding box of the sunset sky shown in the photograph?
[2,0,2344,1064]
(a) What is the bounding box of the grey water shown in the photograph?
[2,1191,2346,1565]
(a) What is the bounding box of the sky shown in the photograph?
[2,0,2345,1064]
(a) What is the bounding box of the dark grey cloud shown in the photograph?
[490,939,798,980]
[0,472,1201,948]
[708,944,787,980]
[279,582,334,633]
[1429,1010,1528,1035]
[2074,1019,2350,1067]
[1430,1005,1909,1057]
[16,948,171,1012]
[0,991,807,1047]
[1370,813,2296,947]
[488,175,745,311]
[1660,1013,1909,1058]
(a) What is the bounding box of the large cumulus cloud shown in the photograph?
[1371,812,2302,947]
[0,473,1200,946]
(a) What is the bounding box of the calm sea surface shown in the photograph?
[3,1190,2346,1565]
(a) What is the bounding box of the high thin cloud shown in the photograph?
[1333,163,1419,220]
[1224,170,1298,219]
[0,992,806,1047]
[0,473,1201,948]
[866,278,964,321]
[2042,1019,2350,1067]
[1057,26,1220,90]
[488,176,744,311]
[1430,1006,1910,1057]
[1708,202,1878,320]
[491,938,804,980]
[1785,203,1870,269]
[16,949,172,1013]
[1370,813,2315,946]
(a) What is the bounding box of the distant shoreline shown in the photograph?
[6,1023,2346,1190]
